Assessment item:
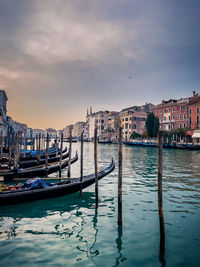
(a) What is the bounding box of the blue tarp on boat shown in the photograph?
[22,178,54,190]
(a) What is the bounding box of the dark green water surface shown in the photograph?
[0,143,200,266]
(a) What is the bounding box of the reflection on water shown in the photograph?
[1,143,200,266]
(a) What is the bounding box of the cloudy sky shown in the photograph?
[0,0,200,129]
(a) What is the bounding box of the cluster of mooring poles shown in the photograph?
[90,128,165,264]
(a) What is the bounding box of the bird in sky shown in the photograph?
[128,76,134,79]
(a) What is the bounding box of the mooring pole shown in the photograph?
[38,133,41,163]
[158,130,165,265]
[67,128,72,178]
[45,133,49,177]
[118,127,122,226]
[36,134,38,155]
[79,131,84,197]
[55,135,58,157]
[59,133,63,178]
[8,127,12,168]
[13,133,19,175]
[94,127,98,208]
[23,134,26,158]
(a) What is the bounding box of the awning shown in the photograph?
[192,132,200,138]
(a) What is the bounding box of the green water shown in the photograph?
[0,143,200,266]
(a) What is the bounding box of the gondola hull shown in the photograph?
[0,152,78,181]
[0,159,115,205]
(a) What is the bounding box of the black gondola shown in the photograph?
[18,150,69,169]
[1,147,67,163]
[0,152,78,181]
[0,159,115,206]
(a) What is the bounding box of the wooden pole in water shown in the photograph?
[158,130,165,264]
[38,133,41,163]
[45,133,49,177]
[94,127,98,208]
[59,132,63,178]
[118,127,122,226]
[8,127,12,168]
[79,131,84,197]
[36,134,38,154]
[67,128,72,178]
[13,133,19,175]
[55,134,58,157]
[23,134,26,158]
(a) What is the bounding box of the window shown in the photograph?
[189,109,192,114]
[189,117,192,125]
[130,117,131,121]
[125,118,128,121]
[197,116,199,125]
[169,108,171,112]
[101,119,104,123]
[101,126,104,130]
[183,113,186,119]
[160,110,162,114]
[180,123,182,128]
[164,109,166,113]
[173,107,175,112]
[169,116,171,120]
[197,108,199,114]
[173,115,175,120]
[184,123,186,129]
[164,116,166,121]
[180,114,182,120]
[129,124,132,129]
[125,123,128,129]
[141,117,146,121]
[133,124,136,129]
[132,117,136,121]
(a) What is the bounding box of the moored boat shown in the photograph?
[0,152,78,181]
[0,159,115,205]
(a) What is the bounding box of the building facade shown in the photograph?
[72,122,85,138]
[120,103,154,141]
[152,91,200,135]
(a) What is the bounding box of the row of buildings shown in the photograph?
[63,103,154,142]
[63,91,200,142]
[152,91,200,141]
[1,88,200,143]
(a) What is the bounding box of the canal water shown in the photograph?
[0,143,200,266]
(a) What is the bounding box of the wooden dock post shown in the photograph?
[23,135,26,158]
[55,135,58,157]
[8,127,12,168]
[38,133,41,163]
[13,133,19,175]
[118,127,122,226]
[94,127,98,208]
[79,131,84,197]
[59,133,63,178]
[158,130,165,264]
[45,133,49,177]
[67,128,72,178]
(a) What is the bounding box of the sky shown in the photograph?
[0,0,200,130]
